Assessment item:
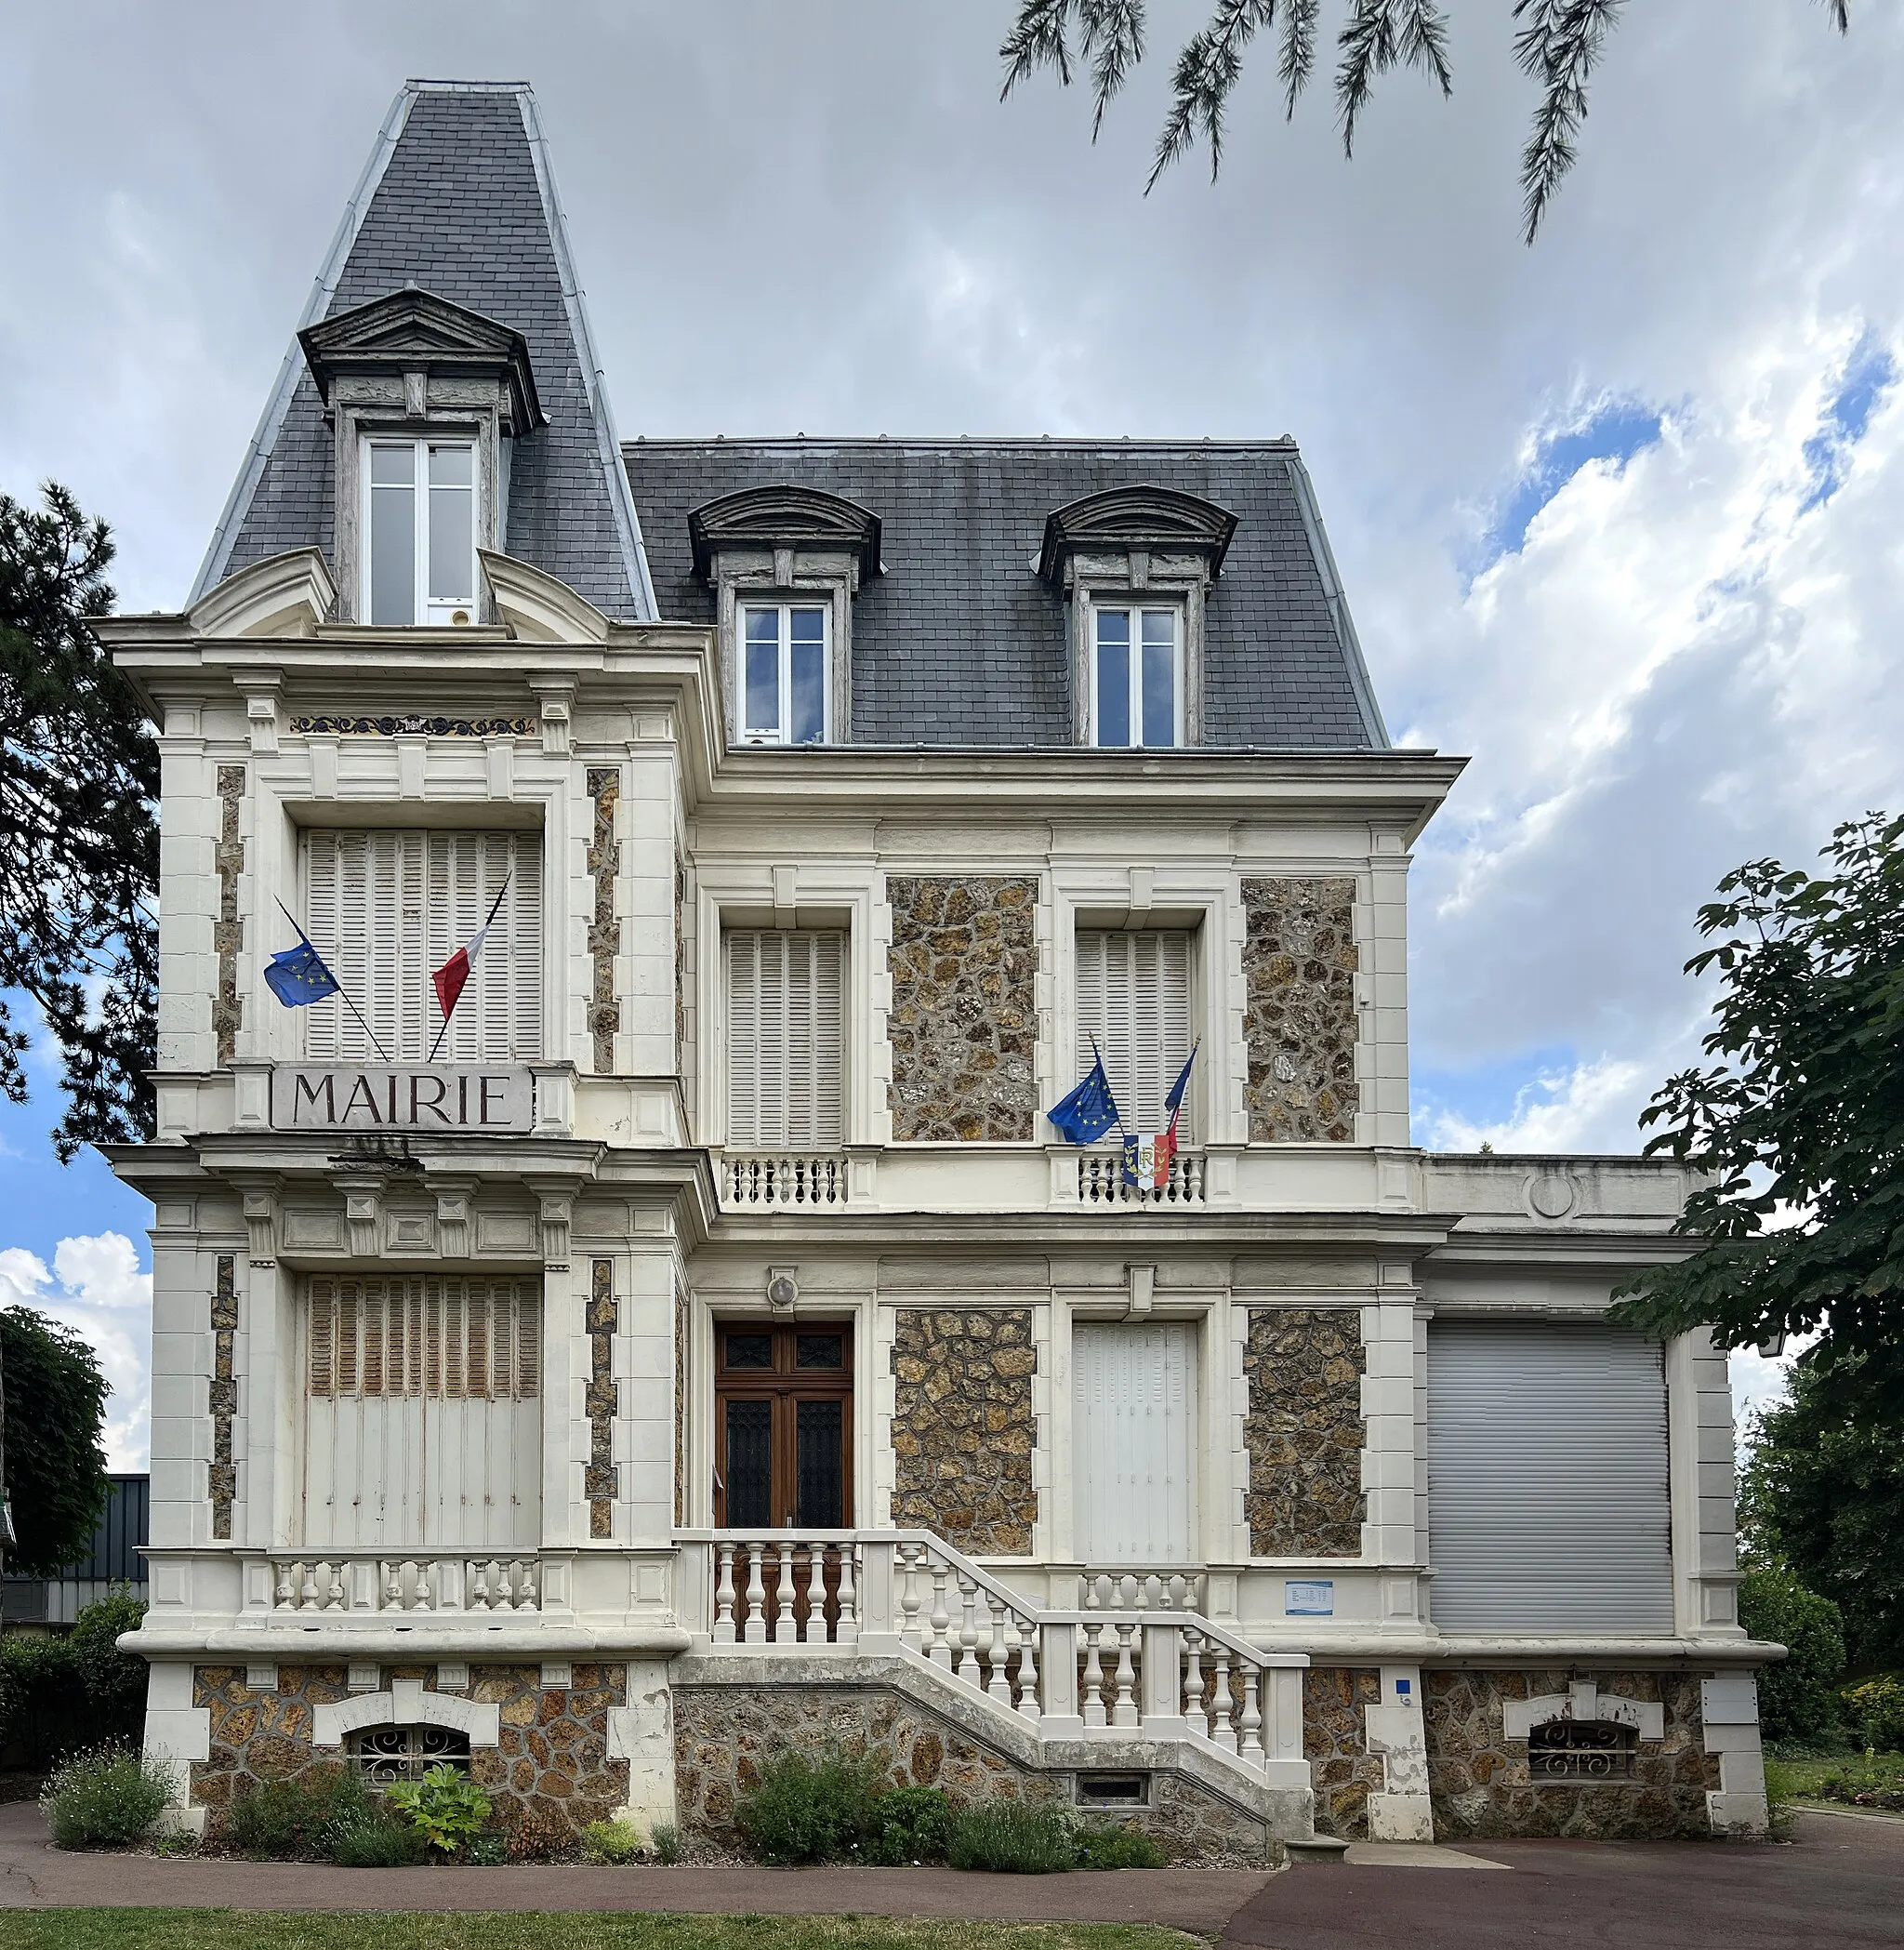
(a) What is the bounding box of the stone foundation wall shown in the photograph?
[1241,876,1358,1142]
[1427,1670,1720,1840]
[887,874,1038,1141]
[1243,1308,1366,1557]
[673,1681,1272,1865]
[190,1663,629,1838]
[1305,1666,1383,1837]
[890,1307,1038,1554]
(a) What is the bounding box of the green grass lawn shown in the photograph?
[1766,1751,1904,1811]
[2,1916,1203,1950]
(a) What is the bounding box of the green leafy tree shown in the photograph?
[1736,1565,1846,1744]
[1610,813,1904,1428]
[1000,1,1852,241]
[1739,1364,1904,1673]
[0,1307,111,1575]
[0,482,158,1161]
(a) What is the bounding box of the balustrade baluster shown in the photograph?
[324,1563,345,1611]
[298,1562,318,1609]
[803,1543,826,1643]
[1111,1623,1138,1728]
[275,1561,296,1610]
[714,1543,737,1642]
[1211,1645,1237,1750]
[1238,1665,1264,1764]
[927,1559,953,1668]
[1016,1618,1041,1720]
[836,1541,857,1642]
[897,1544,923,1650]
[744,1543,767,1644]
[469,1560,491,1612]
[985,1596,1012,1703]
[518,1559,539,1612]
[955,1574,980,1686]
[1081,1623,1107,1728]
[774,1539,797,1643]
[1182,1626,1206,1732]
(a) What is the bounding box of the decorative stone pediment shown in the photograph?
[188,548,337,639]
[688,484,882,584]
[299,287,544,434]
[312,1678,500,1749]
[1038,484,1238,586]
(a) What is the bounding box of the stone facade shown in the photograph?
[585,765,621,1072]
[1241,876,1357,1142]
[585,1259,619,1537]
[190,1663,629,1837]
[1305,1666,1383,1837]
[887,874,1038,1141]
[673,1680,1272,1866]
[207,1255,238,1540]
[1426,1670,1720,1840]
[213,763,245,1066]
[1243,1307,1366,1557]
[891,1307,1038,1554]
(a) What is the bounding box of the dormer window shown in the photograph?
[1091,603,1183,748]
[365,438,478,627]
[741,602,829,745]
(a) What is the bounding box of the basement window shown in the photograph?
[1076,1772,1149,1807]
[1527,1719,1639,1782]
[350,1724,472,1785]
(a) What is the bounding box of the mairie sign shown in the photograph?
[270,1066,534,1133]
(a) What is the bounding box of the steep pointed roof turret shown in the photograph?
[193,80,654,620]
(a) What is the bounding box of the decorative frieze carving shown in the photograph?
[1242,1307,1366,1557]
[886,875,1038,1142]
[208,1255,239,1539]
[289,713,535,738]
[213,765,245,1066]
[586,1259,620,1537]
[585,767,622,1073]
[890,1308,1037,1554]
[1241,876,1359,1143]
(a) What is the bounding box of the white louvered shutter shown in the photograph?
[725,930,844,1147]
[1426,1322,1675,1634]
[304,829,542,1061]
[1073,1322,1198,1565]
[1075,930,1195,1134]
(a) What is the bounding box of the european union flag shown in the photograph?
[1046,1050,1120,1145]
[264,929,340,1008]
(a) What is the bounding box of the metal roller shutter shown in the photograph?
[1427,1322,1674,1634]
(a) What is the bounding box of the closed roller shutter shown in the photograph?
[725,929,845,1147]
[1073,1322,1198,1566]
[1076,930,1195,1134]
[1427,1322,1674,1634]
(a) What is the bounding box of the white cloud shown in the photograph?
[0,1233,152,1471]
[1418,1053,1649,1155]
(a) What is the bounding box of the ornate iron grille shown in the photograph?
[349,1724,472,1785]
[1527,1718,1638,1781]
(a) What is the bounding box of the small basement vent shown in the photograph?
[1077,1773,1149,1806]
[308,1277,539,1399]
[1527,1720,1639,1782]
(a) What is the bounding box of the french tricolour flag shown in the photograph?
[1123,1042,1198,1193]
[432,878,509,1029]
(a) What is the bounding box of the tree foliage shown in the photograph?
[1736,1566,1845,1744]
[1000,0,1852,242]
[0,1306,111,1575]
[0,482,157,1158]
[1739,1360,1904,1673]
[1609,814,1904,1426]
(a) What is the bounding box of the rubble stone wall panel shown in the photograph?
[1305,1666,1384,1837]
[1244,1307,1366,1557]
[887,874,1038,1141]
[1241,876,1358,1142]
[891,1307,1037,1554]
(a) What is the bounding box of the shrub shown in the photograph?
[861,1784,953,1866]
[1814,1749,1904,1811]
[650,1821,681,1864]
[945,1800,1078,1874]
[1739,1570,1847,1744]
[386,1761,492,1856]
[1842,1676,1904,1752]
[579,1817,642,1864]
[42,1746,174,1848]
[734,1749,887,1864]
[0,1592,150,1771]
[1074,1823,1168,1869]
[332,1810,430,1867]
[227,1769,372,1860]
[467,1829,510,1865]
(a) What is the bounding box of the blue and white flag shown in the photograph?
[263,926,341,1008]
[1047,1047,1121,1145]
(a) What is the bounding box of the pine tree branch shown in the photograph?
[1277,0,1320,119]
[999,0,1077,96]
[1514,0,1625,242]
[1081,0,1146,138]
[1146,0,1276,191]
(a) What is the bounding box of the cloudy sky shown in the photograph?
[3,0,1899,1465]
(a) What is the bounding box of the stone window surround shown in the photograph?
[313,1677,500,1749]
[1067,565,1209,748]
[692,864,880,1149]
[711,552,855,749]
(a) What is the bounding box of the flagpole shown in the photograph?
[426,874,510,1064]
[276,899,390,1063]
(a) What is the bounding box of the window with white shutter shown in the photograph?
[725,929,845,1147]
[302,829,542,1062]
[1075,930,1196,1134]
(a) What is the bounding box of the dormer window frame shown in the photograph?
[737,595,832,746]
[360,430,483,629]
[1087,594,1187,749]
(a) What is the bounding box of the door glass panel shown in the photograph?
[796,1333,844,1370]
[724,1399,773,1526]
[724,1333,773,1371]
[796,1398,843,1527]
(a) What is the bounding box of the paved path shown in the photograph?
[1223,1811,1904,1949]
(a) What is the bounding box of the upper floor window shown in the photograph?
[1091,604,1183,748]
[1076,928,1195,1135]
[303,828,541,1063]
[726,927,844,1146]
[364,437,478,627]
[741,604,829,745]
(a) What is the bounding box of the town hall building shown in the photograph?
[102,79,1774,1859]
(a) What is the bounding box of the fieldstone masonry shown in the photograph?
[1241,876,1358,1142]
[207,1254,239,1539]
[887,874,1038,1141]
[213,763,245,1066]
[891,1307,1037,1554]
[1242,1307,1366,1557]
[1306,1666,1384,1837]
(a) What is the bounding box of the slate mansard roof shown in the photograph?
[193,81,654,621]
[626,439,1388,749]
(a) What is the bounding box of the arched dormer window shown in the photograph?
[688,486,881,747]
[1037,485,1237,749]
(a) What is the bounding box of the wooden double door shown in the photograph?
[713,1320,853,1529]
